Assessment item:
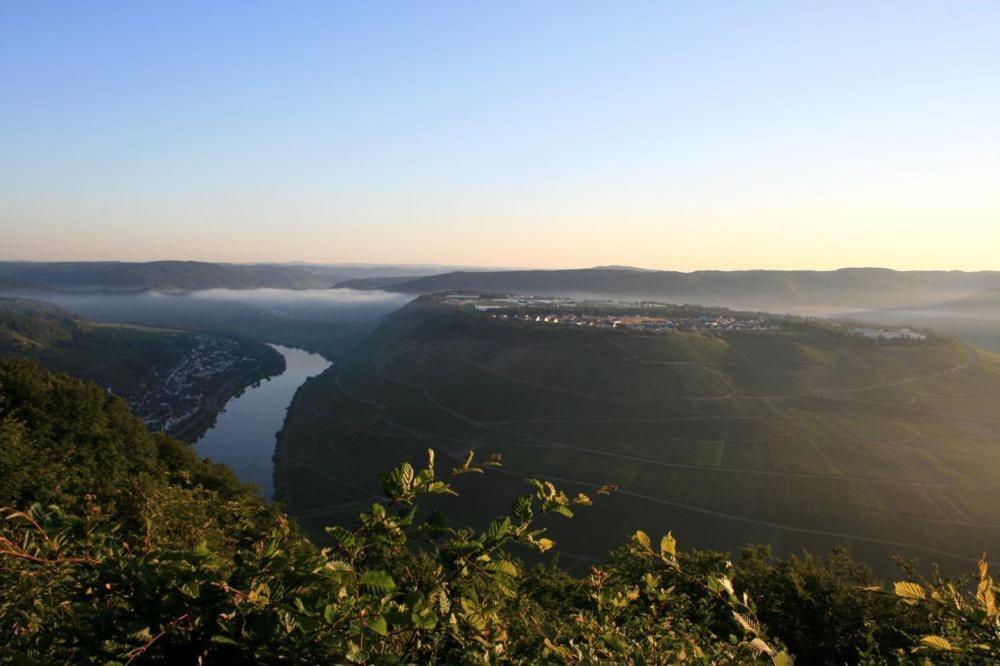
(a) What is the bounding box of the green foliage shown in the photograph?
[735,545,920,663]
[1,359,998,663]
[888,554,1000,661]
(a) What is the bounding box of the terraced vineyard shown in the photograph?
[276,298,1000,576]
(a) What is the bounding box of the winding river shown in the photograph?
[194,344,330,498]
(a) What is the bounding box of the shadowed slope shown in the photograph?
[277,298,1000,576]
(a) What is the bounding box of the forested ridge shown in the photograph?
[0,358,997,664]
[0,261,334,292]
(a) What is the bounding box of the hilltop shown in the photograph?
[337,267,1000,313]
[0,260,502,294]
[0,260,335,292]
[277,295,1000,577]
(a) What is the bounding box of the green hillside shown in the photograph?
[2,358,998,663]
[341,267,1000,311]
[277,298,1000,577]
[0,298,283,439]
[0,298,86,349]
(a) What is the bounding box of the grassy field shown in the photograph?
[276,299,1000,577]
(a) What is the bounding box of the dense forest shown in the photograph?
[0,357,997,663]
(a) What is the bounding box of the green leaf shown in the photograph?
[411,611,437,630]
[894,581,925,601]
[360,570,396,593]
[482,517,511,544]
[919,635,955,651]
[368,615,389,636]
[601,633,628,653]
[400,462,414,491]
[550,504,574,519]
[485,559,519,578]
[512,496,533,523]
[425,480,455,495]
[211,635,240,645]
[660,532,677,559]
[323,604,338,623]
[749,637,774,656]
[346,641,364,663]
[633,530,652,552]
[772,650,794,666]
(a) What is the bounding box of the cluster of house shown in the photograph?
[440,293,575,310]
[488,311,777,335]
[133,335,251,431]
[849,327,927,341]
[438,293,782,336]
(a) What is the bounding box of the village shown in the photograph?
[132,335,256,432]
[439,293,781,335]
[439,293,936,341]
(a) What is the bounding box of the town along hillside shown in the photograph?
[0,297,284,441]
[276,295,1000,578]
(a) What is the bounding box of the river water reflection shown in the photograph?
[195,344,330,498]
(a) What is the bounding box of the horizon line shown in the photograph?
[1,258,999,274]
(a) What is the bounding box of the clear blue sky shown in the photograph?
[2,1,999,269]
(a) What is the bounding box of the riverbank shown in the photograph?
[193,345,330,498]
[271,378,310,510]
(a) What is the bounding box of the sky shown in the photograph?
[2,1,999,271]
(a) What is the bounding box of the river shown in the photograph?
[194,344,331,498]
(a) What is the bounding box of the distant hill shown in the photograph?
[852,285,1000,349]
[333,275,428,290]
[934,288,1000,316]
[0,298,87,349]
[339,267,1000,313]
[0,261,335,292]
[278,296,1000,577]
[0,276,49,291]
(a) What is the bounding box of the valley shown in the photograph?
[0,298,283,441]
[5,271,1000,578]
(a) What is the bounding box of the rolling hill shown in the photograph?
[0,298,86,349]
[0,260,335,292]
[276,297,1000,577]
[338,267,1000,313]
[934,288,1000,316]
